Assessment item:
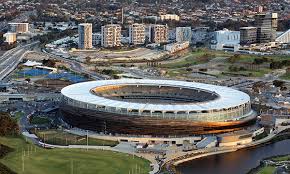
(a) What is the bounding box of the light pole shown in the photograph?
[86,130,88,151]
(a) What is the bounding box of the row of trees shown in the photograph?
[270,60,290,69]
[228,54,290,70]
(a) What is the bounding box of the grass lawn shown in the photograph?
[161,50,211,69]
[12,111,24,122]
[281,74,290,80]
[166,68,189,77]
[33,130,118,147]
[30,117,50,125]
[224,68,271,77]
[231,54,290,64]
[0,136,150,174]
[272,155,290,162]
[257,166,276,174]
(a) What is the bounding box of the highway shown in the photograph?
[39,50,106,80]
[0,42,39,81]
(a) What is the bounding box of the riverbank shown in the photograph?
[247,130,290,174]
[248,153,290,174]
[163,127,290,174]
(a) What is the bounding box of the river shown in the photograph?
[177,139,290,174]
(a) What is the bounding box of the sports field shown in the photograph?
[0,136,150,174]
[33,129,119,147]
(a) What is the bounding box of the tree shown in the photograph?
[273,80,285,88]
[0,113,19,136]
[228,54,241,64]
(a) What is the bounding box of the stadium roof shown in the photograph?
[61,79,250,112]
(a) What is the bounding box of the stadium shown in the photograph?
[60,79,256,136]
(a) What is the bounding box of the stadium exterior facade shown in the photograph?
[60,79,256,136]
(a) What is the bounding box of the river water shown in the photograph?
[177,139,290,174]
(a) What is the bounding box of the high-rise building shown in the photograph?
[78,23,92,49]
[240,27,257,45]
[255,13,278,43]
[129,23,145,45]
[3,32,17,44]
[176,27,192,43]
[8,23,29,33]
[101,24,122,47]
[149,25,168,44]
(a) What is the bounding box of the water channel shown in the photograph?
[177,139,290,174]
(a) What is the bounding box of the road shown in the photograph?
[39,50,106,80]
[0,42,39,81]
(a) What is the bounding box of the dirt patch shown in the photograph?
[35,79,72,89]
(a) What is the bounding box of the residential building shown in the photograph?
[92,33,101,46]
[149,25,168,44]
[240,27,257,45]
[160,14,180,21]
[101,24,121,47]
[8,23,29,33]
[129,23,145,45]
[256,5,263,13]
[3,32,17,44]
[78,23,92,49]
[176,27,192,43]
[164,41,190,53]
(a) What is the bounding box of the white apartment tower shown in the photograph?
[176,27,192,43]
[78,23,93,49]
[149,24,168,44]
[8,23,29,33]
[4,33,17,44]
[101,24,121,47]
[129,23,145,45]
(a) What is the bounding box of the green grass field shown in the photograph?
[33,130,118,147]
[256,166,276,174]
[12,111,24,122]
[230,54,289,64]
[161,50,212,69]
[225,68,272,77]
[30,117,50,125]
[271,155,290,162]
[0,136,150,174]
[281,74,290,80]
